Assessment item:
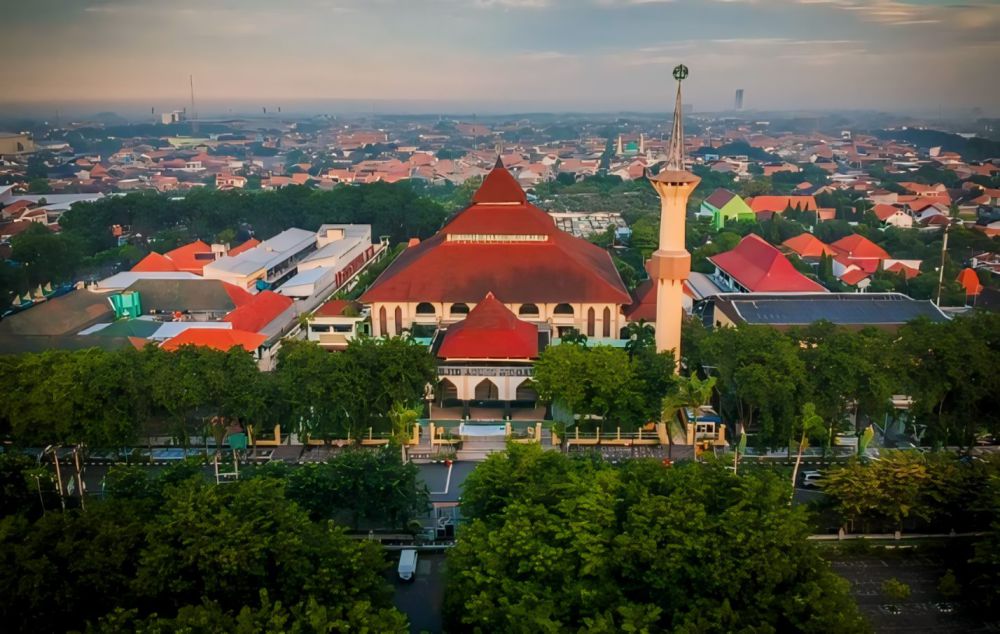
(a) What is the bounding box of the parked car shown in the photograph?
[397,548,418,582]
[801,470,824,488]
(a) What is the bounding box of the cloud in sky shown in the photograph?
[2,0,998,112]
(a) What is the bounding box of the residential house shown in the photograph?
[708,234,827,293]
[699,188,754,230]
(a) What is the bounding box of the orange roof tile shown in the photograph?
[782,233,835,259]
[884,262,920,280]
[131,252,179,273]
[957,268,983,296]
[161,328,266,352]
[227,238,260,257]
[222,290,293,333]
[748,195,817,213]
[839,269,870,286]
[830,234,890,261]
[164,240,215,274]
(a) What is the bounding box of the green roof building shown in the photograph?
[700,188,754,230]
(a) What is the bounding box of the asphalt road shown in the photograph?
[389,552,446,634]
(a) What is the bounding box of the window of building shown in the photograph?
[416,302,436,315]
[379,307,387,335]
[518,303,539,317]
[553,303,574,315]
[439,378,459,403]
[586,308,596,337]
[602,307,611,338]
[450,303,470,316]
[474,379,499,401]
[515,382,538,401]
[394,306,403,334]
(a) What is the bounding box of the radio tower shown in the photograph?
[189,75,199,135]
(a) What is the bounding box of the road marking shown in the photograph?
[431,462,453,495]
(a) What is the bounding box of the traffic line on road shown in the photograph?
[431,462,453,496]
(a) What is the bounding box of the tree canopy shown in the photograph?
[0,471,407,632]
[445,444,868,633]
[0,336,438,449]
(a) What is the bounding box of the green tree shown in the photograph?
[27,178,52,194]
[446,447,868,632]
[699,325,807,446]
[790,402,826,494]
[881,578,911,603]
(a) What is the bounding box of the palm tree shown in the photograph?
[790,402,825,501]
[679,375,716,424]
[388,402,420,462]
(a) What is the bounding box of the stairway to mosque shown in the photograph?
[456,438,508,461]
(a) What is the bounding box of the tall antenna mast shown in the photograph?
[189,74,199,135]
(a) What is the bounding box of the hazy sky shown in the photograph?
[3,0,999,113]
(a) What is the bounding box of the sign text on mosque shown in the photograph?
[438,367,534,377]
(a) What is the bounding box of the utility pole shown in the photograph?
[73,445,86,511]
[48,446,66,511]
[935,223,950,307]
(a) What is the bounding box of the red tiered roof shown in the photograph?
[437,292,538,360]
[223,290,293,333]
[161,328,266,353]
[709,234,826,293]
[360,161,630,304]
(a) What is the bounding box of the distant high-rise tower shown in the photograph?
[647,64,700,367]
[735,88,744,110]
[189,75,199,135]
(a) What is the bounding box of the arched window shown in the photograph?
[553,303,574,315]
[415,302,436,315]
[474,379,499,401]
[439,378,459,403]
[450,303,470,316]
[394,306,403,334]
[518,303,539,317]
[602,307,611,338]
[515,382,538,402]
[587,308,596,337]
[378,306,387,336]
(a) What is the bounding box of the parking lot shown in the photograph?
[828,549,998,633]
[389,551,446,634]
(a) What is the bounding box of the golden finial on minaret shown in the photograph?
[646,64,700,368]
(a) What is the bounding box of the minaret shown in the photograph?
[646,64,700,367]
[616,134,623,156]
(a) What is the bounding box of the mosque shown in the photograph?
[361,68,698,416]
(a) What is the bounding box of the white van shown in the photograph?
[398,549,418,582]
